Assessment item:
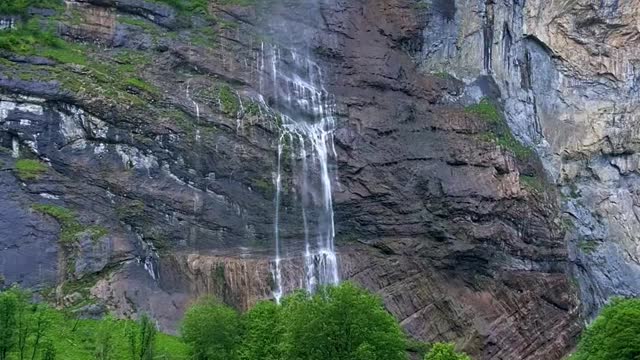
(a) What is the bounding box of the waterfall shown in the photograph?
[264,45,340,301]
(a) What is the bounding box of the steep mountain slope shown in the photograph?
[1,0,637,359]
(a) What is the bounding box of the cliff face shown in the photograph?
[416,0,640,317]
[1,0,637,359]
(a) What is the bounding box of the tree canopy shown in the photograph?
[181,282,408,360]
[0,287,188,360]
[425,343,471,360]
[0,282,479,360]
[571,298,640,360]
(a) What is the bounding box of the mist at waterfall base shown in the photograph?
[262,45,340,303]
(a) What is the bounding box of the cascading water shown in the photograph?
[264,44,340,302]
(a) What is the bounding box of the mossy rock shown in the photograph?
[14,158,47,180]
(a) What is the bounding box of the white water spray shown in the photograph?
[265,46,340,301]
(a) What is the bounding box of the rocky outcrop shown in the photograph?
[413,0,640,318]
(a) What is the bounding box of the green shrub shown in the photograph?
[520,175,545,193]
[280,282,407,360]
[467,99,534,161]
[31,204,105,244]
[125,78,159,96]
[571,298,640,360]
[465,98,501,124]
[14,159,47,180]
[218,84,239,116]
[424,343,471,360]
[32,204,81,244]
[40,46,87,65]
[239,301,284,360]
[181,299,242,360]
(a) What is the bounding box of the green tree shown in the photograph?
[239,301,284,360]
[41,340,56,360]
[95,316,115,360]
[0,288,20,360]
[571,298,640,360]
[181,298,242,360]
[281,282,407,360]
[424,343,471,360]
[138,314,156,360]
[28,304,51,360]
[126,314,157,360]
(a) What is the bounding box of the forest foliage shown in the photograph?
[0,283,474,360]
[571,298,640,360]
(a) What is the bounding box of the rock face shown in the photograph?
[414,0,640,318]
[1,0,638,359]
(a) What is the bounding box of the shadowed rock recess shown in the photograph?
[2,0,639,358]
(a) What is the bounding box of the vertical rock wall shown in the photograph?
[417,0,640,317]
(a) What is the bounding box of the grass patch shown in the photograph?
[0,18,88,65]
[190,24,217,46]
[125,77,159,96]
[87,225,108,242]
[218,84,239,116]
[468,98,534,161]
[466,98,501,124]
[245,101,260,116]
[32,204,83,244]
[40,46,87,65]
[32,204,106,244]
[560,217,575,232]
[150,0,211,16]
[61,272,102,299]
[432,71,450,79]
[520,175,545,193]
[14,158,47,180]
[118,15,160,32]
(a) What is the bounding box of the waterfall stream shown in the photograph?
[264,45,340,302]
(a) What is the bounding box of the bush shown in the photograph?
[218,84,239,116]
[425,343,471,360]
[571,298,640,360]
[181,299,242,360]
[239,300,284,360]
[281,282,407,360]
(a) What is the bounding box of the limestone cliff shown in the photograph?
[0,0,637,359]
[416,0,640,317]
